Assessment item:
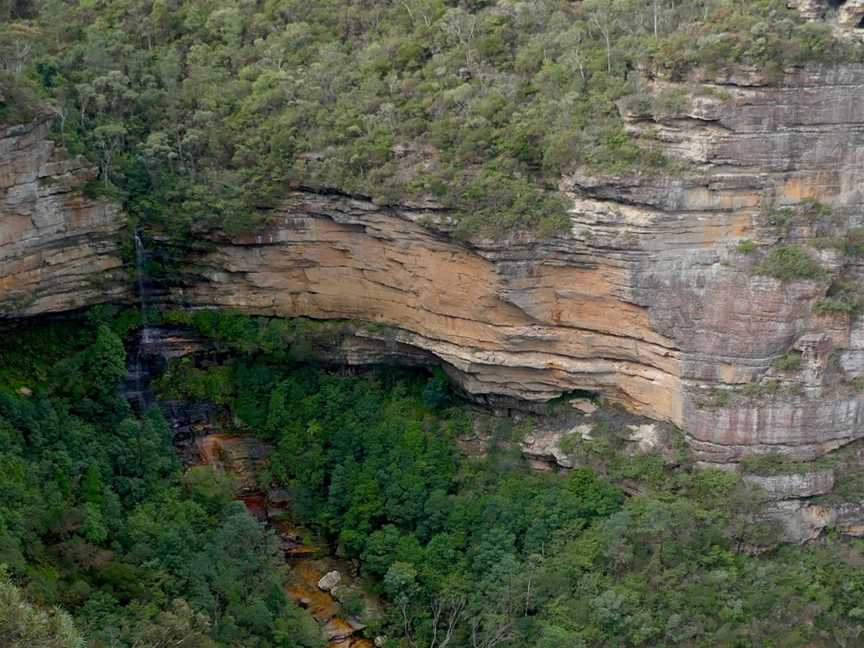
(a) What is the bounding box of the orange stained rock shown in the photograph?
[192,434,366,646]
[239,494,268,522]
[777,172,839,203]
[0,120,127,317]
[187,207,685,426]
[324,617,355,641]
[195,433,238,467]
[328,639,374,648]
[273,520,324,556]
[285,561,339,621]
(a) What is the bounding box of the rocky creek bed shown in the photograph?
[190,432,380,648]
[123,326,381,647]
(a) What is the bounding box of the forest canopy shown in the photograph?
[1,0,859,237]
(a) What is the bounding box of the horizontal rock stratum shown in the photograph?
[4,66,864,475]
[0,117,127,316]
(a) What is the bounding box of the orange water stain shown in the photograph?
[285,561,340,621]
[240,494,268,521]
[195,433,239,466]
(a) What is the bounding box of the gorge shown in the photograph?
[7,63,864,542]
[7,1,864,646]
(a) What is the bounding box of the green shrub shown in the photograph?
[754,246,824,281]
[845,228,864,256]
[738,379,783,399]
[762,200,833,234]
[697,389,730,410]
[810,235,845,250]
[340,591,365,618]
[0,73,43,125]
[651,87,690,116]
[0,567,83,648]
[813,298,860,316]
[774,352,802,372]
[741,453,807,476]
[800,198,833,220]
[736,239,757,254]
[763,206,797,231]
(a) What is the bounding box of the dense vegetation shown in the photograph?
[5,308,864,645]
[4,0,864,643]
[2,0,860,237]
[155,309,864,648]
[0,311,321,648]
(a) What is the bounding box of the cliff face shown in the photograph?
[0,118,126,316]
[174,64,864,474]
[4,59,864,541]
[175,193,681,424]
[791,0,864,31]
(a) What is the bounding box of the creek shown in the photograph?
[122,327,379,647]
[193,433,379,648]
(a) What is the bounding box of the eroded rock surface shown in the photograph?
[174,192,683,425]
[6,66,864,539]
[0,118,126,315]
[792,0,864,33]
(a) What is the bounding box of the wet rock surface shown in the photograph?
[121,324,217,442]
[193,433,378,648]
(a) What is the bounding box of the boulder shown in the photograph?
[317,570,341,592]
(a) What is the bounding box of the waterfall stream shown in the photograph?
[131,228,151,409]
[133,228,152,345]
[121,231,379,644]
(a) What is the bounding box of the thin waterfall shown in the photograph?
[134,228,152,345]
[124,229,213,435]
[132,228,150,409]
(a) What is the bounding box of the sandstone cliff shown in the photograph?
[173,65,864,465]
[791,0,864,32]
[0,117,127,316]
[167,63,864,542]
[4,53,864,542]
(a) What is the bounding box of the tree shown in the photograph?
[93,122,128,188]
[0,22,40,75]
[124,599,218,648]
[582,0,624,74]
[439,7,478,69]
[182,465,238,514]
[0,566,84,648]
[79,463,105,505]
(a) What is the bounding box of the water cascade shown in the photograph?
[133,228,152,346]
[123,229,214,437]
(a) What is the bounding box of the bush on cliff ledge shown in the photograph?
[755,245,825,281]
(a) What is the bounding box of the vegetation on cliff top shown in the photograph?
[1,0,859,237]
